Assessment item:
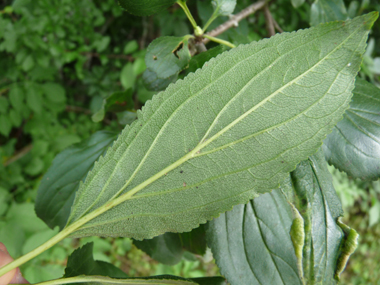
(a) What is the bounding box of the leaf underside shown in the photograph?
[66,13,376,240]
[323,78,380,180]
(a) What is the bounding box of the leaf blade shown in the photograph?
[67,14,377,239]
[323,78,380,180]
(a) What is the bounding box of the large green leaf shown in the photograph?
[287,150,344,284]
[323,78,380,180]
[310,0,348,26]
[65,14,376,240]
[207,150,356,285]
[118,0,177,16]
[206,188,302,285]
[35,131,118,230]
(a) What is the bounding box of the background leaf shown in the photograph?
[35,131,118,230]
[185,45,229,75]
[118,0,177,16]
[142,69,178,92]
[66,14,375,240]
[291,0,305,9]
[64,242,128,278]
[145,36,192,79]
[310,0,348,26]
[206,189,303,285]
[323,78,380,180]
[133,225,206,265]
[211,0,237,17]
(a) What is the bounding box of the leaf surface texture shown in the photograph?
[66,14,376,239]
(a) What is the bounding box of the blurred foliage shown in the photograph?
[0,0,379,283]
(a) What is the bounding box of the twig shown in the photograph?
[65,105,92,115]
[80,52,134,61]
[264,5,275,37]
[273,18,284,33]
[203,0,268,44]
[4,144,32,167]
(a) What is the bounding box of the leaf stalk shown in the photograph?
[176,0,198,29]
[202,34,236,48]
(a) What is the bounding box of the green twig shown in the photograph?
[202,11,218,33]
[203,34,236,48]
[177,0,198,29]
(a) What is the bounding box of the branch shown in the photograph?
[203,0,268,44]
[4,144,32,167]
[264,5,275,37]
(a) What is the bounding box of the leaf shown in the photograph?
[26,83,43,114]
[0,97,9,113]
[206,188,303,285]
[92,90,134,123]
[0,114,12,137]
[142,69,178,92]
[291,0,305,9]
[133,233,183,265]
[310,0,348,26]
[185,45,229,75]
[133,225,206,265]
[118,0,177,16]
[42,82,66,103]
[145,36,192,79]
[35,131,118,230]
[323,78,380,180]
[212,0,236,17]
[64,242,128,278]
[206,150,351,285]
[65,14,376,240]
[287,149,344,283]
[124,40,139,54]
[9,85,24,112]
[121,63,136,90]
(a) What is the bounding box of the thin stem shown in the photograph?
[203,34,236,48]
[176,0,198,29]
[203,0,269,44]
[202,11,218,32]
[30,276,194,285]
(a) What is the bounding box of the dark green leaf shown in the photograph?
[185,45,229,75]
[212,0,236,17]
[134,233,183,265]
[0,114,12,137]
[206,189,302,285]
[93,90,134,123]
[9,85,24,112]
[207,150,353,285]
[0,97,8,113]
[310,0,348,26]
[35,131,118,230]
[288,149,344,283]
[118,0,177,16]
[142,69,178,92]
[9,109,22,127]
[66,14,376,240]
[26,83,43,114]
[145,36,192,79]
[134,225,206,265]
[323,78,380,180]
[64,242,128,279]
